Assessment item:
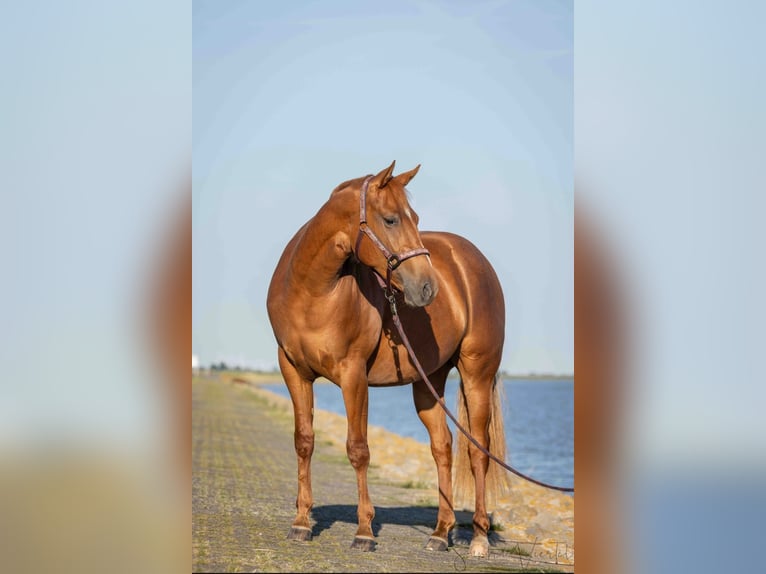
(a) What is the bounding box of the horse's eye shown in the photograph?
[383,216,398,227]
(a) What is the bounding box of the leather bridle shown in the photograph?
[354,175,430,303]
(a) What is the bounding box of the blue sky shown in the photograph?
[193,0,573,374]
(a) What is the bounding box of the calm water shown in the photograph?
[267,377,573,490]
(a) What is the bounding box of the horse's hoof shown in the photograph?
[469,535,489,557]
[350,536,377,552]
[287,526,313,541]
[425,536,449,551]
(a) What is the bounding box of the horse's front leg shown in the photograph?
[279,348,316,541]
[339,366,376,551]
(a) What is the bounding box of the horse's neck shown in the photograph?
[288,195,356,297]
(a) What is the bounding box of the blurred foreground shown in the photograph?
[0,182,190,573]
[576,3,766,573]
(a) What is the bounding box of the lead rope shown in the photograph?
[385,292,575,493]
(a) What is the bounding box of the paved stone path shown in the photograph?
[192,376,573,572]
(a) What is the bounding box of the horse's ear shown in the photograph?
[393,164,421,187]
[373,160,396,189]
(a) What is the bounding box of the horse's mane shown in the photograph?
[330,175,369,196]
[330,175,413,202]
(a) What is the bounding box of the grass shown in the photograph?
[456,520,505,532]
[400,479,431,489]
[499,544,532,557]
[483,569,562,574]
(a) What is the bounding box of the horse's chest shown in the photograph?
[280,299,381,378]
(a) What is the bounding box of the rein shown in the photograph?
[354,175,575,494]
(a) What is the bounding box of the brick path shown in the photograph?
[192,376,572,572]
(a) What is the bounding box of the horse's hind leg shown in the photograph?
[278,348,316,541]
[412,364,455,551]
[455,354,503,558]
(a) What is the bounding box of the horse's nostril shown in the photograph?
[422,281,433,301]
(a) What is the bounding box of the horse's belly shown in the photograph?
[367,354,443,386]
[366,303,463,385]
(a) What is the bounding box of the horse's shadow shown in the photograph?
[310,504,504,546]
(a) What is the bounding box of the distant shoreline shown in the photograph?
[500,373,574,381]
[199,369,573,384]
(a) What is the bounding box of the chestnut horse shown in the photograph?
[266,161,510,556]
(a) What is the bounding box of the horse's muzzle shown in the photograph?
[404,278,438,307]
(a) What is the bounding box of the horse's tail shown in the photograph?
[453,373,512,510]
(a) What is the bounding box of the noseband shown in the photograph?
[354,175,430,304]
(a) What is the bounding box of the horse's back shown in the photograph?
[423,231,500,278]
[425,230,504,324]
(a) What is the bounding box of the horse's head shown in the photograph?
[355,161,439,307]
